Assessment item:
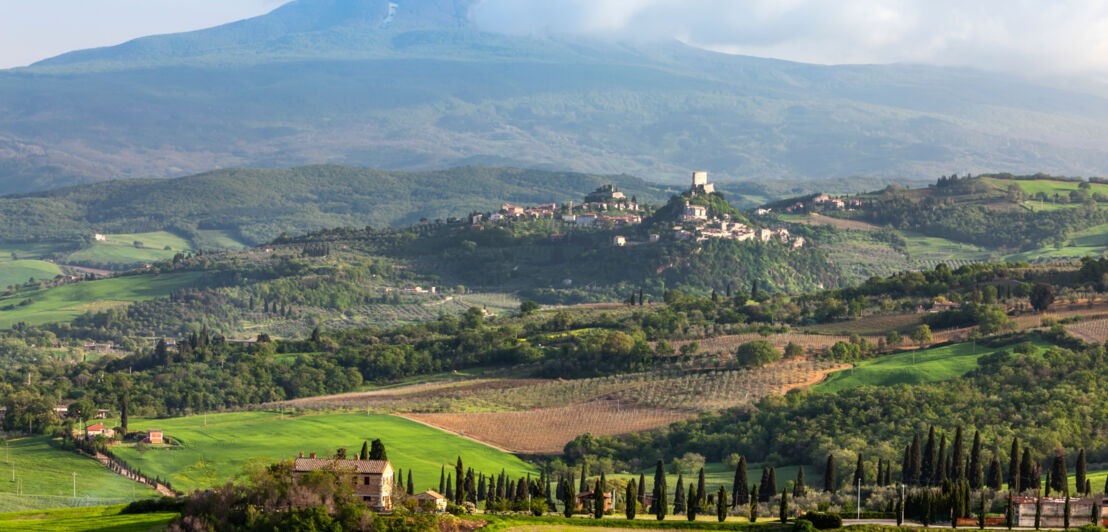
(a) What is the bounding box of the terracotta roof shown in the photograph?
[293,457,392,474]
[86,424,107,431]
[415,490,445,500]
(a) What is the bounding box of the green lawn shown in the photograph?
[0,261,62,288]
[112,412,537,493]
[64,232,190,268]
[899,232,992,265]
[0,272,203,328]
[812,341,1046,393]
[0,505,175,531]
[191,230,247,251]
[0,438,155,513]
[1004,222,1108,262]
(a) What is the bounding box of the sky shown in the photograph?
[2,0,1108,77]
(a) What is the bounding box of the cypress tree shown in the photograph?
[1104,475,1108,496]
[361,441,370,461]
[885,462,893,486]
[902,445,911,484]
[988,454,1003,491]
[446,473,453,501]
[749,484,759,522]
[1064,494,1071,530]
[686,485,697,521]
[1020,448,1034,493]
[439,466,446,495]
[1086,480,1092,497]
[408,469,414,495]
[1035,491,1042,530]
[653,460,668,521]
[734,457,749,505]
[979,491,986,529]
[639,473,646,507]
[594,479,604,519]
[1052,448,1069,495]
[759,468,771,501]
[853,454,865,487]
[698,467,708,506]
[562,479,574,518]
[455,457,464,503]
[969,431,983,489]
[1076,449,1087,495]
[580,463,588,493]
[779,487,788,523]
[767,468,777,503]
[825,456,836,493]
[922,426,936,485]
[674,474,686,513]
[477,475,486,501]
[935,434,948,485]
[794,466,806,497]
[910,432,923,485]
[626,481,637,520]
[120,398,129,433]
[1009,438,1021,494]
[1006,494,1014,530]
[896,485,904,526]
[1046,471,1053,497]
[718,486,728,522]
[952,427,965,480]
[1090,500,1098,527]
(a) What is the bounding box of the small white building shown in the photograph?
[613,235,626,247]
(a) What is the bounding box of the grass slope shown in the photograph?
[812,341,1045,393]
[0,438,155,513]
[0,261,62,288]
[0,272,203,328]
[112,412,537,493]
[0,505,175,532]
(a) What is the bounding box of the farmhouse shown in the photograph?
[575,490,614,511]
[1014,496,1108,528]
[413,490,448,512]
[292,453,394,512]
[681,202,708,222]
[144,430,164,444]
[85,424,114,438]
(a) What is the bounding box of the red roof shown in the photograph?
[86,424,107,431]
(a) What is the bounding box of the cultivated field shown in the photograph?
[405,401,694,454]
[111,412,536,493]
[0,505,176,532]
[812,340,1047,393]
[0,271,203,328]
[785,213,882,232]
[803,313,921,336]
[0,437,154,513]
[1065,317,1108,343]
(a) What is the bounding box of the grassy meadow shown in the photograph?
[0,261,62,289]
[111,412,537,493]
[0,437,154,513]
[812,341,1045,393]
[0,504,176,531]
[0,271,203,328]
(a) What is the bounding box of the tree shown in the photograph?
[639,474,646,508]
[910,432,923,484]
[779,487,788,523]
[520,301,540,315]
[455,457,464,504]
[734,457,749,506]
[952,427,965,480]
[1076,449,1087,495]
[910,324,933,348]
[653,460,668,521]
[593,480,604,519]
[686,485,697,521]
[1064,495,1071,530]
[749,484,759,522]
[1052,448,1068,495]
[674,474,686,514]
[439,466,445,494]
[922,427,936,484]
[979,491,987,529]
[119,397,129,433]
[735,340,782,367]
[853,454,865,486]
[1006,494,1014,530]
[1035,491,1042,530]
[793,466,806,497]
[1020,448,1034,493]
[562,480,574,518]
[1030,283,1055,312]
[718,486,728,522]
[896,485,904,526]
[969,431,983,489]
[369,439,387,461]
[408,470,414,495]
[360,441,369,461]
[988,454,1003,491]
[1009,438,1021,494]
[824,456,835,493]
[626,481,637,520]
[698,467,708,506]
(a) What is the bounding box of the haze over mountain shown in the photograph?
[2,0,1108,194]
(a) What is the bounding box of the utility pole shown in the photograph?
[857,477,862,520]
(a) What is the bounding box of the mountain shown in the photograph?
[2,0,1108,193]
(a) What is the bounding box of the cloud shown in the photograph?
[471,0,1108,75]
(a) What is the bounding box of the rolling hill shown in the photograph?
[2,0,1108,193]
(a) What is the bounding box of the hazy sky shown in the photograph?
[3,0,1108,76]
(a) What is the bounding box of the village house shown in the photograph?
[85,423,114,439]
[293,452,394,512]
[144,430,164,444]
[500,203,524,216]
[575,214,597,226]
[612,235,626,247]
[575,490,614,512]
[413,490,448,512]
[489,212,504,221]
[1014,496,1108,528]
[680,202,708,222]
[585,184,626,204]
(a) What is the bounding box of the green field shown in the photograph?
[900,232,992,265]
[0,261,62,288]
[1004,222,1108,262]
[0,505,175,531]
[63,232,193,268]
[813,341,1045,393]
[981,177,1108,197]
[0,271,203,328]
[0,438,154,513]
[111,412,537,493]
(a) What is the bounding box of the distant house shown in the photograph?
[94,234,107,242]
[144,430,164,444]
[612,236,626,247]
[575,490,614,511]
[85,424,114,438]
[95,409,111,419]
[680,202,708,222]
[293,453,394,512]
[575,214,597,226]
[54,405,69,417]
[413,490,448,512]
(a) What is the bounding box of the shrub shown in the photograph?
[802,511,843,529]
[446,503,466,516]
[121,496,184,514]
[793,519,818,532]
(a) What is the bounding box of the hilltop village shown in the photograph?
[469,172,804,248]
